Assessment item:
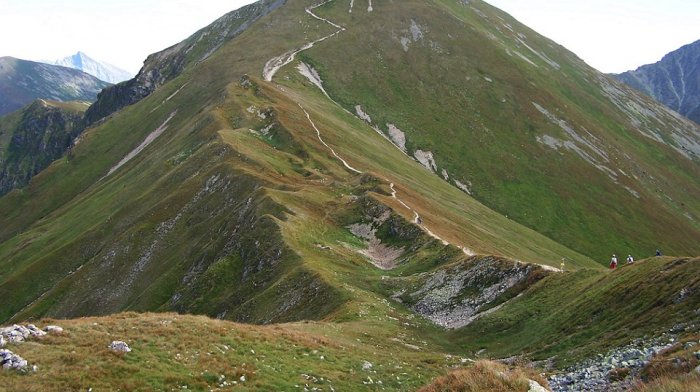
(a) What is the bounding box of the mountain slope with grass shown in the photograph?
[0,99,88,196]
[0,57,110,116]
[614,39,700,125]
[0,0,699,390]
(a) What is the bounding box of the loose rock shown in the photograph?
[0,324,46,343]
[43,325,64,334]
[109,341,131,353]
[0,349,28,371]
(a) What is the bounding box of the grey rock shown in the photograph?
[43,325,64,334]
[613,39,700,125]
[0,349,28,371]
[109,341,131,353]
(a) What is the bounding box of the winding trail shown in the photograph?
[299,104,362,174]
[263,0,345,82]
[266,0,478,260]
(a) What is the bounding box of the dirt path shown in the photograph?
[263,0,345,81]
[299,104,363,174]
[268,0,480,262]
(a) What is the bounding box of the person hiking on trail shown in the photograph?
[655,249,662,257]
[610,254,618,269]
[626,254,634,264]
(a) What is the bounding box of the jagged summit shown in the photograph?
[51,52,133,84]
[614,39,700,125]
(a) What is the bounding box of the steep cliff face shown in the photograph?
[0,57,110,116]
[614,40,700,124]
[0,100,87,195]
[84,0,286,124]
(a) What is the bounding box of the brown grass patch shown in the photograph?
[418,360,548,392]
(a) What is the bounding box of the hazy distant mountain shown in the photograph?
[0,57,110,116]
[614,40,700,124]
[53,51,133,84]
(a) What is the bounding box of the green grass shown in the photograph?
[450,257,700,366]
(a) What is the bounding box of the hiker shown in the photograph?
[560,258,566,272]
[655,249,662,257]
[609,254,618,269]
[626,254,634,264]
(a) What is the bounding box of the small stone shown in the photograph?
[0,335,5,347]
[109,341,131,353]
[362,361,373,371]
[43,325,64,334]
[694,351,700,360]
[239,375,246,382]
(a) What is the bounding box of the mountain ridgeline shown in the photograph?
[0,1,699,390]
[0,57,110,116]
[614,39,700,125]
[83,0,285,125]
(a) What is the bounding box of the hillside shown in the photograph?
[0,57,110,116]
[0,258,698,391]
[0,99,88,196]
[0,1,699,390]
[52,51,133,84]
[614,39,700,125]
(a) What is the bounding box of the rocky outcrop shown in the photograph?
[85,0,286,124]
[0,349,27,371]
[395,256,546,329]
[0,324,47,343]
[613,40,700,124]
[549,333,681,391]
[0,100,86,196]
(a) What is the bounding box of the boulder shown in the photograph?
[109,341,131,353]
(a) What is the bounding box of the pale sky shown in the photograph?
[0,0,698,75]
[486,0,700,73]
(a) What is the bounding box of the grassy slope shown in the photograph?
[0,0,603,326]
[0,2,698,389]
[0,312,463,391]
[297,0,700,263]
[451,257,700,366]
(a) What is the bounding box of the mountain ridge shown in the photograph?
[614,39,700,125]
[0,1,699,390]
[0,57,110,116]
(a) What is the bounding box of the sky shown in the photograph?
[486,0,700,73]
[0,0,699,75]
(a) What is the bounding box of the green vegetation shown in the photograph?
[452,257,700,366]
[0,0,698,390]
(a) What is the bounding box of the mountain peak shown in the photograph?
[52,51,133,84]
